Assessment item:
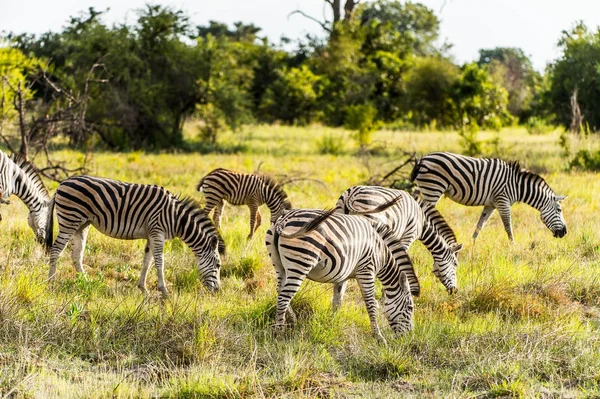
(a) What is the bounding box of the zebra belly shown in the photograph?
[90,221,148,241]
[307,259,354,283]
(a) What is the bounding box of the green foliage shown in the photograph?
[453,63,513,131]
[0,46,43,124]
[478,47,540,120]
[403,56,459,128]
[344,104,381,148]
[316,133,345,155]
[525,117,555,135]
[260,65,321,125]
[544,22,600,132]
[569,149,600,171]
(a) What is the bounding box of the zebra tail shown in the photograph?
[409,158,421,182]
[279,208,336,239]
[45,197,55,253]
[351,194,403,216]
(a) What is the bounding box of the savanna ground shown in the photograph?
[1,125,600,398]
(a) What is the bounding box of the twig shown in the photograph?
[288,10,332,33]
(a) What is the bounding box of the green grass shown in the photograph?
[1,125,600,398]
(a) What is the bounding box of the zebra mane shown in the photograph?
[257,173,292,210]
[9,153,50,200]
[177,195,226,254]
[508,160,553,192]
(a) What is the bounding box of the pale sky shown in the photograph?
[2,0,600,71]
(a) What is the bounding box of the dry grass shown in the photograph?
[0,125,599,398]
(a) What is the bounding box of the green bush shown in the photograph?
[316,133,345,155]
[344,104,382,148]
[525,117,555,135]
[569,149,600,171]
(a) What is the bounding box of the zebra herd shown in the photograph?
[0,150,568,341]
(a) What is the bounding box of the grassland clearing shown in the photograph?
[0,125,599,398]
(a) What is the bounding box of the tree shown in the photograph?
[453,63,513,130]
[544,22,600,132]
[478,47,539,120]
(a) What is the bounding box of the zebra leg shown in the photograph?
[332,281,348,312]
[137,242,153,294]
[149,234,168,297]
[275,273,307,332]
[495,202,514,242]
[356,271,386,344]
[473,206,495,239]
[267,229,297,323]
[247,202,259,240]
[213,201,224,229]
[70,224,91,274]
[48,229,78,281]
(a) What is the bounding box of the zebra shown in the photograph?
[410,152,567,241]
[48,175,225,296]
[0,150,53,246]
[197,168,292,240]
[335,186,462,296]
[265,203,414,342]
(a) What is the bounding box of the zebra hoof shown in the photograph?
[373,333,387,346]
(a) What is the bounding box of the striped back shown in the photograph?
[54,176,223,290]
[336,185,462,293]
[411,152,567,237]
[274,208,414,333]
[0,151,52,246]
[198,168,291,222]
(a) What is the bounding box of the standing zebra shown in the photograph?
[410,152,567,241]
[197,168,292,239]
[335,186,462,295]
[265,206,414,342]
[0,151,53,246]
[48,176,224,295]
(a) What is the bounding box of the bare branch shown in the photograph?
[288,10,332,33]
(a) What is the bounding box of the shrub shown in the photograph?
[344,104,382,148]
[569,149,600,171]
[525,117,555,135]
[316,133,345,155]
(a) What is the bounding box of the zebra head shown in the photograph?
[383,272,414,334]
[540,195,567,238]
[177,197,225,292]
[432,242,463,294]
[27,200,53,245]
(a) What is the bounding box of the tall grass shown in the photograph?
[0,125,599,397]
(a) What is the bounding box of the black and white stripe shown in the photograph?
[265,208,414,341]
[48,175,224,295]
[410,152,567,241]
[197,168,292,239]
[335,186,462,295]
[0,150,53,246]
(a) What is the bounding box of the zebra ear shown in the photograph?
[451,243,464,253]
[555,195,567,202]
[399,272,410,293]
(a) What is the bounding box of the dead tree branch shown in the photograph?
[288,10,333,33]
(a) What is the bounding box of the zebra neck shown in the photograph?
[516,174,549,210]
[377,253,403,294]
[419,224,447,262]
[11,167,47,211]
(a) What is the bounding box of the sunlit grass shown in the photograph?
[0,125,599,397]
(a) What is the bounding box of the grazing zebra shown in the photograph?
[197,168,292,239]
[48,175,224,295]
[410,152,567,241]
[335,186,462,295]
[265,206,414,342]
[0,150,53,246]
